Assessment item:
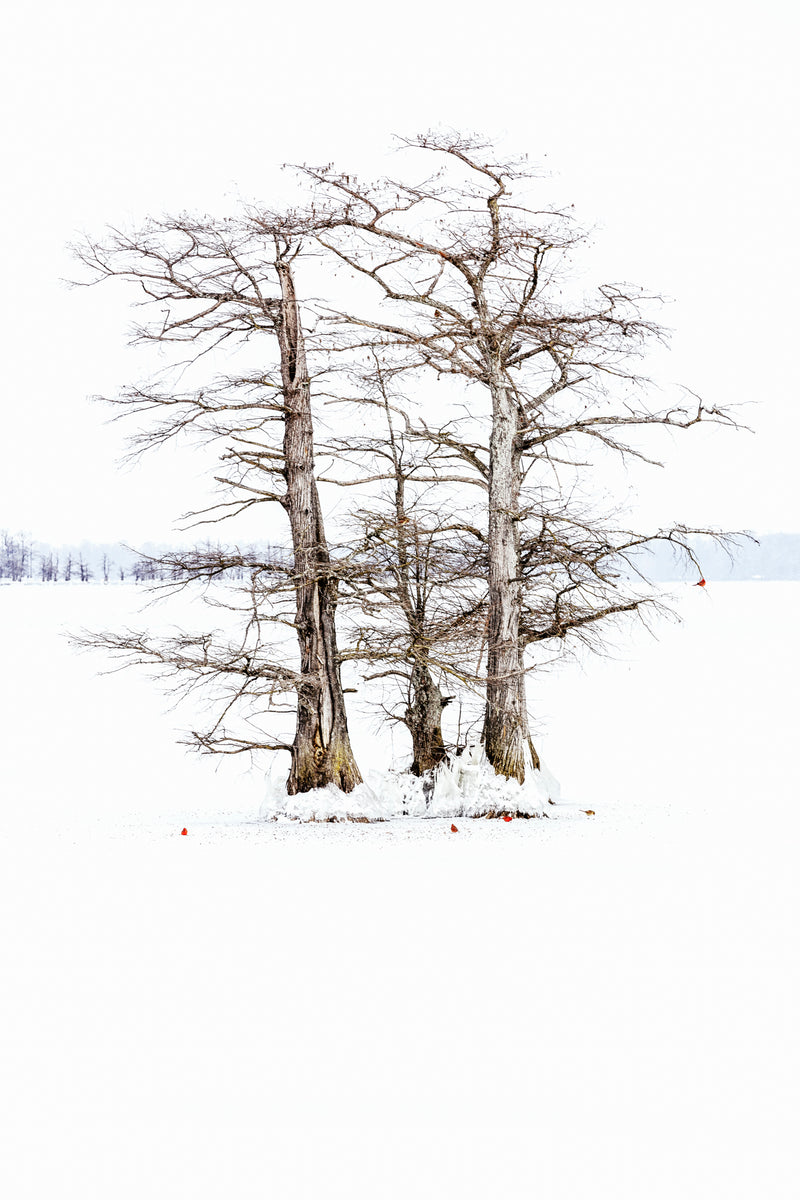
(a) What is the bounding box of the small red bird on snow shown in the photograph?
[696,577,706,587]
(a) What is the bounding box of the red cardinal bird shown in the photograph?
[503,815,513,822]
[180,828,188,836]
[450,823,459,833]
[696,578,706,587]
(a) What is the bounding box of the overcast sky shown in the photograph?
[1,0,796,544]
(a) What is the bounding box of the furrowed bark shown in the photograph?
[407,656,448,776]
[482,364,538,782]
[275,256,362,794]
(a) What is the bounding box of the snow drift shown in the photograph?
[259,741,561,822]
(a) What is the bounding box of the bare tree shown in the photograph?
[345,505,485,775]
[72,214,362,794]
[316,356,487,774]
[345,497,472,775]
[39,551,56,582]
[295,133,739,782]
[1,532,35,581]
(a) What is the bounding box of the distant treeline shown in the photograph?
[0,533,280,583]
[2,529,800,583]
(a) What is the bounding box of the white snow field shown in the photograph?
[1,581,798,1198]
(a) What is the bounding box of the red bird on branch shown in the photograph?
[696,578,706,587]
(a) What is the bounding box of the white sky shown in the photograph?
[1,0,797,543]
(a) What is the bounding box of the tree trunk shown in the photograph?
[407,655,447,776]
[275,257,362,795]
[482,366,538,782]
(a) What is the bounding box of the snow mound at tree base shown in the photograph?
[259,779,395,824]
[259,743,561,822]
[425,742,560,818]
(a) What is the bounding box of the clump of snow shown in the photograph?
[259,778,396,823]
[260,742,561,822]
[427,741,561,818]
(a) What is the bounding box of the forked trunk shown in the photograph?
[275,257,362,795]
[482,367,539,782]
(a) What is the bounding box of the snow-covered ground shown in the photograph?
[1,582,797,1197]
